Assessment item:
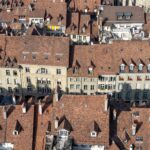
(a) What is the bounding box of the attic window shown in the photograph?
[129,64,134,72]
[136,137,143,142]
[91,131,97,137]
[148,64,150,71]
[13,130,18,136]
[44,54,48,60]
[138,64,143,71]
[120,64,125,71]
[32,54,36,60]
[88,67,93,75]
[124,12,132,20]
[116,12,123,20]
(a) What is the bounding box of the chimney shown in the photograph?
[132,123,137,136]
[53,88,58,102]
[113,109,117,120]
[3,106,7,119]
[12,95,16,105]
[38,100,42,115]
[55,117,59,129]
[104,97,108,111]
[22,102,26,113]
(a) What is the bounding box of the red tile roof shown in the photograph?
[68,40,150,77]
[0,35,69,67]
[35,95,110,149]
[69,0,101,12]
[116,107,150,150]
[0,105,34,150]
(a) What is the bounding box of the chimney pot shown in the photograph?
[3,106,7,119]
[132,123,137,136]
[38,100,42,115]
[104,97,108,111]
[22,102,26,113]
[55,118,59,129]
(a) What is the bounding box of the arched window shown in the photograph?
[129,64,134,71]
[36,68,48,74]
[138,64,143,71]
[120,64,125,71]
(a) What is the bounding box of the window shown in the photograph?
[26,77,31,83]
[8,87,12,93]
[76,78,80,82]
[47,79,51,84]
[25,67,30,73]
[120,64,125,71]
[118,83,123,90]
[129,64,134,72]
[0,88,3,93]
[73,35,76,39]
[99,76,105,81]
[13,70,17,76]
[41,68,48,74]
[99,84,105,90]
[143,91,148,99]
[37,68,48,74]
[91,85,94,90]
[32,54,36,59]
[56,69,61,75]
[27,86,32,92]
[44,54,48,60]
[91,131,97,137]
[138,64,143,72]
[7,78,10,84]
[57,79,61,85]
[6,70,10,76]
[84,85,88,90]
[14,79,18,85]
[70,84,74,89]
[76,84,80,89]
[88,67,93,75]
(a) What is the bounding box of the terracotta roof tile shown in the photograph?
[0,35,69,67]
[0,105,34,150]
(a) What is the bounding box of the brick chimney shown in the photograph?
[104,97,108,112]
[132,123,137,136]
[12,95,16,105]
[53,88,58,102]
[38,100,42,115]
[113,109,117,120]
[55,117,59,129]
[3,106,7,119]
[22,102,26,113]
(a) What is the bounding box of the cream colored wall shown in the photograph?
[97,75,116,94]
[0,64,67,97]
[21,64,67,95]
[0,67,21,95]
[67,77,98,95]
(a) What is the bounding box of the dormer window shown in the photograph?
[129,64,134,72]
[59,129,69,138]
[91,131,97,137]
[138,64,143,72]
[73,66,78,74]
[148,64,150,72]
[13,130,19,135]
[88,67,93,75]
[120,64,125,72]
[116,12,123,20]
